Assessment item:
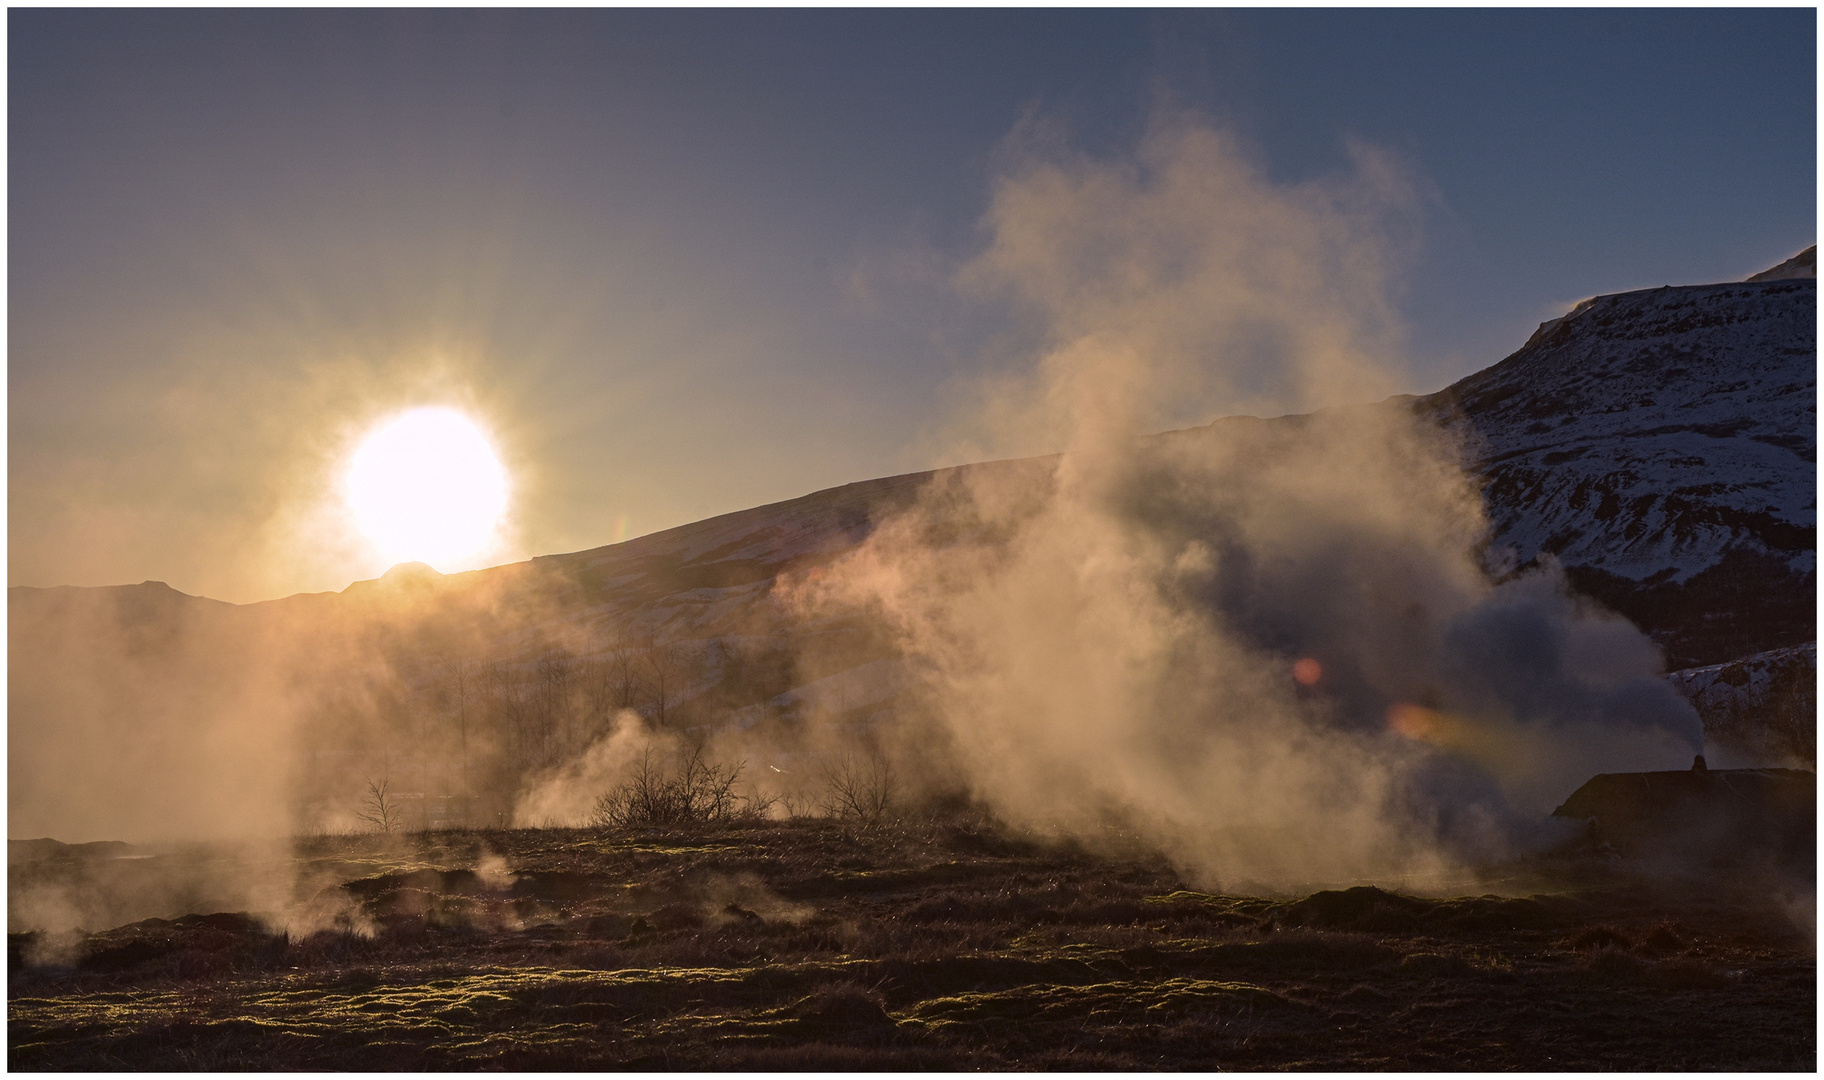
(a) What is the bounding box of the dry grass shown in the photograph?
[8,817,1814,1070]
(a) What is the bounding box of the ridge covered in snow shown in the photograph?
[1746,244,1815,282]
[1667,642,1815,766]
[1417,276,1814,667]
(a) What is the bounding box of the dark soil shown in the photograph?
[7,819,1814,1070]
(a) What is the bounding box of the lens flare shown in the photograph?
[1387,702,1446,740]
[1386,702,1519,775]
[344,407,510,570]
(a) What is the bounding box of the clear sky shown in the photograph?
[10,9,1816,603]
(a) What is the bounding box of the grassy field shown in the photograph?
[8,818,1815,1070]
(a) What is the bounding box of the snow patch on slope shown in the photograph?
[1667,642,1816,766]
[1428,278,1814,585]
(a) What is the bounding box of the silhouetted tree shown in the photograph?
[358,775,403,834]
[818,747,899,827]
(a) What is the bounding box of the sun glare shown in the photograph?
[344,407,510,570]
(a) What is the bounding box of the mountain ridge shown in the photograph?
[1417,275,1813,666]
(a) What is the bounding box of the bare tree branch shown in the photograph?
[357,775,403,834]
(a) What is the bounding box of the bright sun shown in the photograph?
[344,407,510,570]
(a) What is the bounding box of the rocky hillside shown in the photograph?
[1418,274,1814,668]
[1667,642,1815,767]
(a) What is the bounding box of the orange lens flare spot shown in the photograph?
[1385,703,1515,772]
[1292,657,1323,686]
[1387,702,1441,739]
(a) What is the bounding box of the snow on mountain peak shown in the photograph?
[1746,244,1816,282]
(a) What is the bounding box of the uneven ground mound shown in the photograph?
[8,820,1815,1070]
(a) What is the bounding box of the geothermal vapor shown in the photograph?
[801,114,1701,888]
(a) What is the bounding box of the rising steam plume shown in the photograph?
[796,114,1700,888]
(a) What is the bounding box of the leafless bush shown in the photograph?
[590,744,774,828]
[356,776,403,835]
[819,749,898,827]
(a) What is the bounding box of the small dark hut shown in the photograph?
[1552,756,1815,861]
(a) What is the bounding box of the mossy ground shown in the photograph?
[8,818,1814,1069]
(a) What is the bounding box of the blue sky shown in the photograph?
[10,9,1815,602]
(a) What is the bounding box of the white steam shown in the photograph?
[805,114,1699,887]
[512,709,655,827]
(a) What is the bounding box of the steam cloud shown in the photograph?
[514,709,664,826]
[797,115,1700,887]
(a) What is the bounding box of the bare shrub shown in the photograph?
[589,744,773,828]
[356,776,403,835]
[819,749,899,827]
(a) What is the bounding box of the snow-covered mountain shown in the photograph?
[1417,272,1814,668]
[1747,244,1816,282]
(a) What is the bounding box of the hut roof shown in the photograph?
[1552,759,1813,854]
[1553,766,1814,822]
